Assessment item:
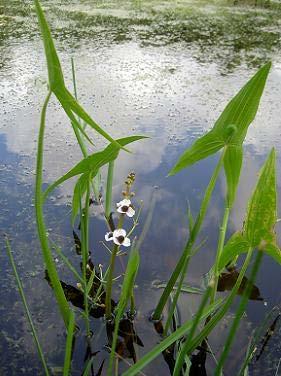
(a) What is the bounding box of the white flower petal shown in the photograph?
[113,228,126,237]
[105,232,113,241]
[113,237,122,245]
[122,237,131,247]
[126,207,135,217]
[117,206,125,214]
[116,199,131,207]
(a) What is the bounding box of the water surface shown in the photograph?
[1,1,281,374]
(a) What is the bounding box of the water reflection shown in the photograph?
[1,0,281,374]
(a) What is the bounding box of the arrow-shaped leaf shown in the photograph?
[34,0,126,150]
[219,149,280,271]
[43,136,147,200]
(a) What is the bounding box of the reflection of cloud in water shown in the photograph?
[1,41,281,194]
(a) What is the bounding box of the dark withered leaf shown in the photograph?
[217,268,263,301]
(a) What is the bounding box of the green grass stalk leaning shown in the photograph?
[152,150,225,321]
[5,236,50,375]
[35,90,71,328]
[214,251,263,375]
[63,310,76,376]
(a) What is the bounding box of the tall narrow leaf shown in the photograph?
[108,249,140,375]
[34,0,126,150]
[219,148,281,271]
[43,136,147,200]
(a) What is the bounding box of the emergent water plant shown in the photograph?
[4,0,281,375]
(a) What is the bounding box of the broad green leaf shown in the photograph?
[169,131,223,175]
[264,243,281,265]
[43,136,147,200]
[244,148,277,249]
[215,63,271,144]
[218,232,250,272]
[34,0,126,150]
[169,63,271,176]
[224,145,243,207]
[219,148,280,270]
[34,0,64,89]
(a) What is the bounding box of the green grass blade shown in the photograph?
[43,136,147,200]
[218,232,250,272]
[63,310,75,376]
[153,150,225,321]
[34,0,128,151]
[238,306,280,375]
[214,251,263,375]
[82,358,94,376]
[35,90,71,328]
[52,242,84,284]
[173,286,212,376]
[33,0,64,89]
[107,249,140,375]
[179,247,254,361]
[5,237,50,375]
[122,298,223,376]
[169,132,223,175]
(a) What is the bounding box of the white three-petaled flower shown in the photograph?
[116,199,135,217]
[105,229,131,247]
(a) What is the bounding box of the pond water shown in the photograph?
[1,0,281,374]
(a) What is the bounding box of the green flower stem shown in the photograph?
[105,244,119,320]
[152,150,225,321]
[35,90,71,328]
[105,215,125,319]
[210,205,230,304]
[105,161,114,220]
[5,237,50,375]
[214,251,263,375]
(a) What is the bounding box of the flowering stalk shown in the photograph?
[105,243,120,320]
[104,172,136,320]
